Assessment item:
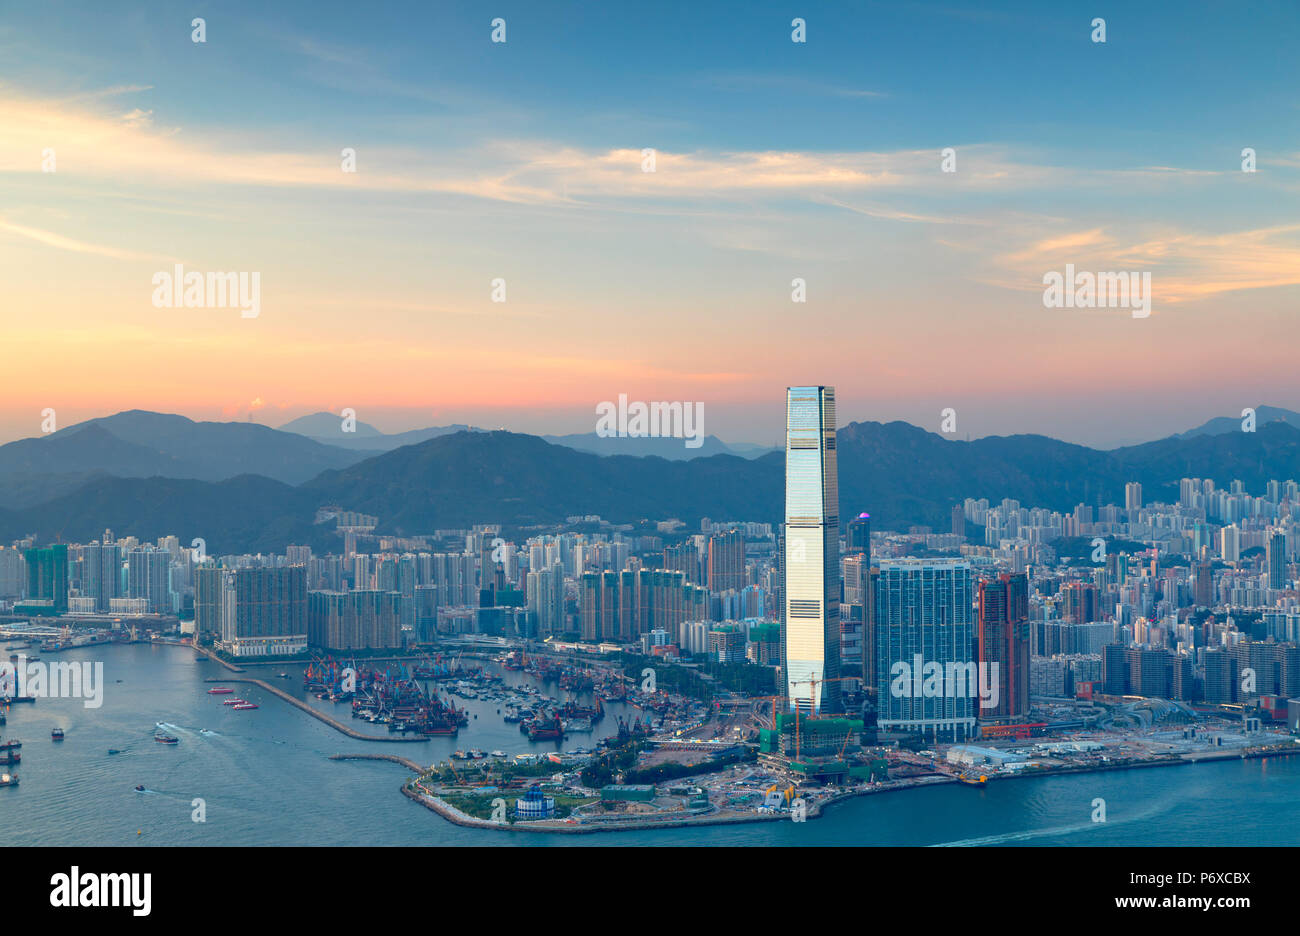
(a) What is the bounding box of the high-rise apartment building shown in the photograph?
[707,529,746,593]
[977,573,1030,722]
[874,559,976,741]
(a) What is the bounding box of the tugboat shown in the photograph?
[51,728,64,741]
[0,773,18,787]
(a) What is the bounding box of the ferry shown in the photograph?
[154,734,179,745]
[207,687,234,695]
[232,702,259,710]
[0,773,17,787]
[222,698,245,706]
[51,728,64,741]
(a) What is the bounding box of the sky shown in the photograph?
[1,0,1297,449]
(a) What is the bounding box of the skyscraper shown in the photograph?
[706,528,746,592]
[23,544,68,614]
[1268,532,1287,590]
[847,513,871,555]
[782,386,841,714]
[874,559,976,742]
[977,573,1030,723]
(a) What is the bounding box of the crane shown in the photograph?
[784,676,858,761]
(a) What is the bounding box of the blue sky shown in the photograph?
[1,1,1297,447]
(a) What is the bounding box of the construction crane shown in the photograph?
[784,676,859,761]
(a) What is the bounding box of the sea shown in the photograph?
[6,642,1300,847]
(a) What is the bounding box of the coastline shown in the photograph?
[379,743,1300,835]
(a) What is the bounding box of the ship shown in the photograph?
[0,750,19,765]
[51,728,64,741]
[154,734,179,745]
[222,699,245,706]
[0,739,21,750]
[0,773,17,787]
[232,703,259,710]
[525,715,564,741]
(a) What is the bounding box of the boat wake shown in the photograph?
[930,797,1171,847]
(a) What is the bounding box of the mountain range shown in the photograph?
[0,407,1297,554]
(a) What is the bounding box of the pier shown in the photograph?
[204,677,429,743]
[330,752,429,773]
[193,645,245,673]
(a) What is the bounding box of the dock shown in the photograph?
[204,677,429,743]
[194,645,245,673]
[330,752,429,773]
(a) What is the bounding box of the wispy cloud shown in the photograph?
[0,216,175,262]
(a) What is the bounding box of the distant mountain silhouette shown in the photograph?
[1175,405,1300,439]
[278,411,483,452]
[4,412,1300,554]
[538,431,769,460]
[0,411,371,507]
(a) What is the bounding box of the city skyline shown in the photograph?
[2,0,1298,449]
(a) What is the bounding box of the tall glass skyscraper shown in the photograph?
[781,386,841,714]
[874,559,976,742]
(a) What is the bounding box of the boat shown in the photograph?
[277,673,290,679]
[51,728,64,741]
[451,750,470,760]
[0,751,18,765]
[957,774,988,786]
[134,785,146,793]
[490,750,506,758]
[207,688,234,695]
[154,734,179,745]
[107,749,122,755]
[0,773,17,787]
[222,699,245,706]
[469,749,487,759]
[232,703,258,710]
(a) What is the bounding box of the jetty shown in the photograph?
[204,677,429,743]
